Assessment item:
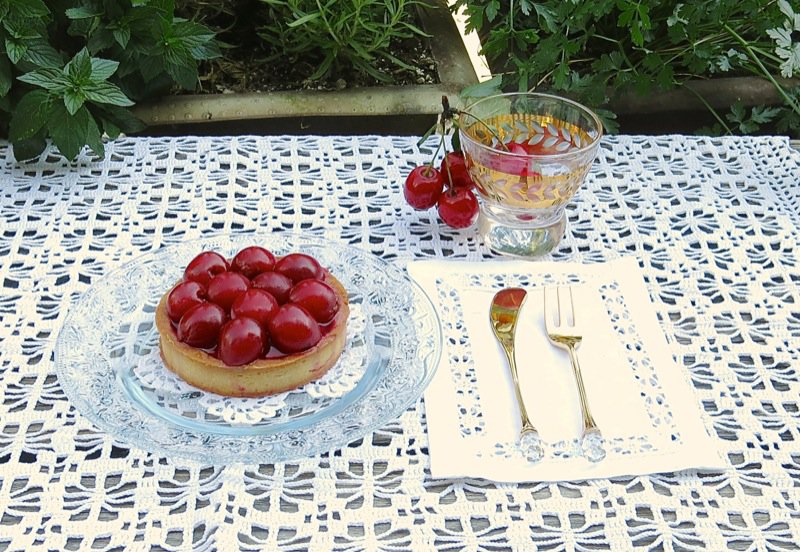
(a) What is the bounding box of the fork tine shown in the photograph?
[555,287,562,327]
[566,286,575,327]
[543,286,554,329]
[546,286,578,329]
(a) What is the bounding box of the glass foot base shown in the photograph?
[479,210,566,258]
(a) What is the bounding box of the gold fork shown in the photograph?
[544,286,606,463]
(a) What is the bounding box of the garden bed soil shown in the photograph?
[138,1,467,136]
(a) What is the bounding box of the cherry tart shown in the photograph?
[155,247,350,397]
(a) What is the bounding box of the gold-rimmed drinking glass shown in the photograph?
[459,92,603,257]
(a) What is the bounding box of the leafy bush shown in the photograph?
[257,0,427,82]
[0,0,219,161]
[454,0,800,135]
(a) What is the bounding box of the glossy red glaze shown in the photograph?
[177,302,226,349]
[207,271,250,311]
[267,304,322,354]
[288,279,339,324]
[218,317,267,366]
[251,271,294,304]
[231,246,276,278]
[275,253,323,283]
[166,280,206,323]
[184,251,229,287]
[231,288,279,327]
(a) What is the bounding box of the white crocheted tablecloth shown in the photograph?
[2,134,800,550]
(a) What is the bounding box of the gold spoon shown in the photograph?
[489,288,544,463]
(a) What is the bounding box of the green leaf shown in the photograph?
[112,27,130,48]
[165,60,197,89]
[460,75,503,100]
[5,38,27,64]
[102,117,121,139]
[64,89,86,115]
[96,104,146,134]
[287,12,321,27]
[65,5,102,19]
[308,54,334,80]
[84,110,104,157]
[66,48,92,83]
[0,55,11,97]
[190,41,221,60]
[593,108,618,134]
[90,58,119,81]
[485,1,499,22]
[751,105,782,124]
[8,0,49,18]
[87,29,115,53]
[83,81,134,106]
[49,102,90,160]
[12,135,48,162]
[138,55,164,82]
[18,68,69,91]
[168,19,216,51]
[9,89,53,140]
[22,40,63,68]
[533,4,558,33]
[451,128,461,152]
[729,101,746,123]
[3,14,43,40]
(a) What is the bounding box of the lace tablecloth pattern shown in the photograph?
[2,135,800,550]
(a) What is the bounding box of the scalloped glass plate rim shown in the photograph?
[54,233,442,464]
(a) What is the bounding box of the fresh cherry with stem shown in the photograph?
[403,165,444,210]
[403,96,511,228]
[437,185,479,229]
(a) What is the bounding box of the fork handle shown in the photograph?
[567,344,598,432]
[500,346,536,432]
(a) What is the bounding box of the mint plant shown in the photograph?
[0,0,220,161]
[454,0,800,136]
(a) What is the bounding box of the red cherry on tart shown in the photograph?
[251,271,294,304]
[275,253,323,283]
[155,246,350,397]
[404,165,444,210]
[231,288,279,327]
[288,279,339,324]
[177,302,226,349]
[166,280,206,323]
[268,304,322,353]
[184,251,228,287]
[207,271,250,311]
[218,317,267,366]
[231,246,276,278]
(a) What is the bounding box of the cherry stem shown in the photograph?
[452,107,511,152]
[439,115,456,191]
[442,95,510,152]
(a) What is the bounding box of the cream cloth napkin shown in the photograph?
[407,257,725,482]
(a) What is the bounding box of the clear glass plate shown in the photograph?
[54,234,442,464]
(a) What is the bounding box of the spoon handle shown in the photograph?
[500,342,535,432]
